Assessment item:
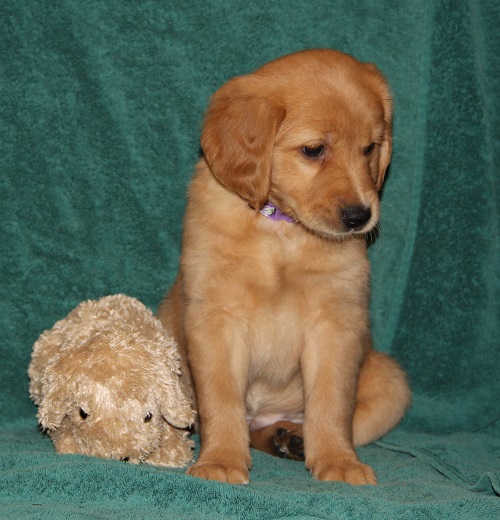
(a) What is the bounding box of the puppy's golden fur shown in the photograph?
[159,49,411,485]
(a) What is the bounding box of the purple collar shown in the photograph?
[259,202,295,223]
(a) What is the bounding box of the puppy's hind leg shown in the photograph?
[250,421,305,461]
[353,349,411,447]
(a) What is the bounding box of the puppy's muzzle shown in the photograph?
[342,206,372,231]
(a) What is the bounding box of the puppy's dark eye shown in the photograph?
[302,145,324,158]
[144,413,153,423]
[79,408,88,420]
[364,142,376,156]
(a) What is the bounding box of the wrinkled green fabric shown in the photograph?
[1,1,498,518]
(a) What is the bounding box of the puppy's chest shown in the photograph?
[242,232,367,359]
[246,232,356,314]
[243,260,333,404]
[244,249,339,366]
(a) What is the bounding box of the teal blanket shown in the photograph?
[1,1,498,518]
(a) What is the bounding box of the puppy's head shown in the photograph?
[201,49,392,238]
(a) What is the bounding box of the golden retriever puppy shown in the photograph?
[159,49,411,485]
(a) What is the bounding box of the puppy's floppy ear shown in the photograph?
[201,76,285,209]
[377,101,392,190]
[365,63,393,190]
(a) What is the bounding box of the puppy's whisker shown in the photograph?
[380,202,408,244]
[380,201,404,219]
[366,223,383,252]
[379,216,407,244]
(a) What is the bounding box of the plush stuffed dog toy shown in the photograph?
[29,294,195,467]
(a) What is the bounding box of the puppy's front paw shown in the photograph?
[187,461,250,485]
[309,459,377,485]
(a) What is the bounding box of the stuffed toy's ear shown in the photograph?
[201,75,285,209]
[29,324,68,405]
[157,367,195,429]
[36,350,78,430]
[37,391,68,431]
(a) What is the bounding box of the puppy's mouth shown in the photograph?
[291,206,378,240]
[301,222,374,241]
[265,195,379,239]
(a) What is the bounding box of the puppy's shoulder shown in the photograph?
[184,160,258,243]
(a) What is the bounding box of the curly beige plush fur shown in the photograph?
[29,294,195,467]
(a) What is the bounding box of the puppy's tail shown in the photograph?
[353,349,411,446]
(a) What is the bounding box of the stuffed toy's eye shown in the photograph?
[79,408,88,420]
[144,413,153,423]
[302,144,324,158]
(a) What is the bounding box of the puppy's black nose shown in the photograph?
[121,457,130,462]
[342,206,371,230]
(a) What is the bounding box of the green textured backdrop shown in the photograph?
[1,1,498,518]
